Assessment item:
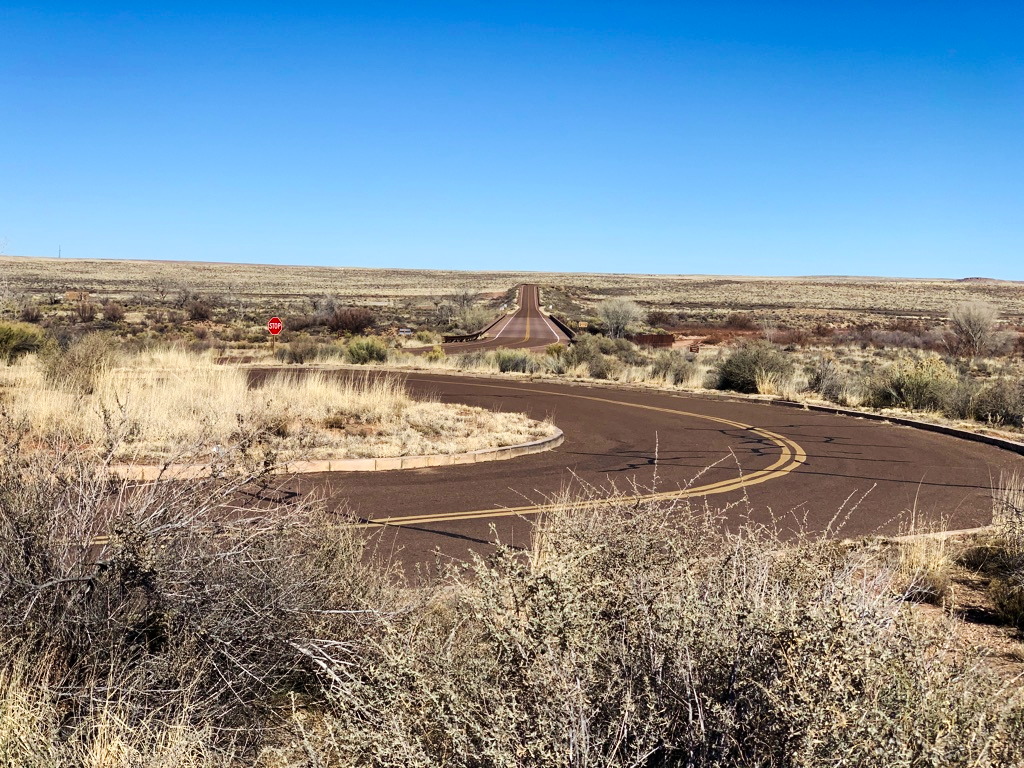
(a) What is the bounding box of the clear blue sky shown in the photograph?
[2,2,1022,278]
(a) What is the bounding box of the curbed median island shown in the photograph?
[0,348,560,475]
[111,429,564,479]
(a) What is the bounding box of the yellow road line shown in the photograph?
[357,381,807,528]
[88,357,808,544]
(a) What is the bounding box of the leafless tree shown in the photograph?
[758,318,778,344]
[949,301,998,358]
[452,291,476,312]
[597,298,643,339]
[151,277,171,304]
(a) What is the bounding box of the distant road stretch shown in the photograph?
[435,284,568,352]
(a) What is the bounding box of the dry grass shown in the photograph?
[0,348,555,464]
[0,426,1022,765]
[4,255,1024,328]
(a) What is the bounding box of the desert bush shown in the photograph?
[73,301,98,323]
[865,354,955,411]
[806,354,847,402]
[414,329,440,344]
[345,337,388,364]
[724,312,757,330]
[456,305,496,334]
[0,445,398,758]
[277,337,319,364]
[102,300,126,322]
[0,322,46,364]
[989,473,1024,628]
[424,345,446,362]
[286,313,317,332]
[715,340,794,394]
[943,375,984,421]
[186,299,214,321]
[540,351,569,375]
[326,306,375,335]
[646,309,675,328]
[453,349,490,370]
[975,378,1024,427]
[595,335,647,365]
[651,349,697,385]
[292,499,1024,768]
[887,534,953,605]
[40,333,117,393]
[493,349,537,373]
[18,303,42,323]
[559,335,629,379]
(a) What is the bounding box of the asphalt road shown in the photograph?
[434,284,569,353]
[279,372,1024,565]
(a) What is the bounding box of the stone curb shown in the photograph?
[763,400,1024,457]
[109,428,564,481]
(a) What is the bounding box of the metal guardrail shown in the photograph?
[442,311,509,343]
[548,315,577,340]
[627,333,675,348]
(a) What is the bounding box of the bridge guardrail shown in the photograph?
[442,310,510,343]
[548,314,577,340]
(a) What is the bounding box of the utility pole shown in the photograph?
[58,245,62,259]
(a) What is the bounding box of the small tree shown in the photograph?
[597,298,642,339]
[949,301,998,358]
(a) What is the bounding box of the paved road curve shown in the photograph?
[278,372,1024,565]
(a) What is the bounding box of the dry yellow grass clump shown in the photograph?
[0,348,554,464]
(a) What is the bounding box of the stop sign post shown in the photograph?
[268,316,282,349]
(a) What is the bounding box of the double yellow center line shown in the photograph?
[357,382,807,528]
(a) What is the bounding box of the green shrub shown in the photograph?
[943,376,983,419]
[651,350,697,386]
[558,336,626,379]
[593,336,646,366]
[276,338,319,364]
[424,345,446,362]
[540,353,568,375]
[865,354,955,411]
[544,342,564,357]
[975,379,1024,427]
[716,340,794,394]
[563,335,601,369]
[586,353,622,380]
[0,323,46,364]
[345,337,388,364]
[456,306,496,334]
[493,349,537,373]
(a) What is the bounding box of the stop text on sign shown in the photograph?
[268,317,283,335]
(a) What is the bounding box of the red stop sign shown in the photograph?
[268,317,283,335]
